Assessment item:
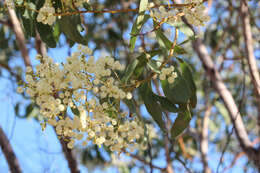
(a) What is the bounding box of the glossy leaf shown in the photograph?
[171,107,191,139]
[154,25,187,54]
[71,106,80,116]
[130,14,150,52]
[122,59,139,84]
[58,15,87,45]
[140,82,165,132]
[21,2,36,37]
[36,22,57,48]
[147,60,161,73]
[177,58,197,108]
[161,71,192,104]
[130,0,149,51]
[153,94,179,113]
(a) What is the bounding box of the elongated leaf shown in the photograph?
[130,0,149,51]
[171,107,191,139]
[36,22,57,48]
[161,71,192,104]
[153,94,179,113]
[71,106,80,116]
[122,59,139,84]
[130,14,150,52]
[140,82,165,132]
[21,2,36,37]
[122,50,162,83]
[59,15,87,45]
[177,58,197,108]
[147,60,161,73]
[154,24,187,54]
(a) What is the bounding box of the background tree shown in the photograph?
[0,0,259,173]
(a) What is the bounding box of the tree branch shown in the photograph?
[200,101,212,173]
[192,38,259,166]
[59,139,80,173]
[0,125,22,173]
[7,6,31,67]
[240,0,260,136]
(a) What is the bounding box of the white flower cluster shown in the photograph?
[184,0,210,26]
[159,66,177,83]
[21,45,146,152]
[150,5,183,24]
[36,2,56,25]
[150,0,210,27]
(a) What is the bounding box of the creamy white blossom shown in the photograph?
[36,3,56,25]
[24,45,144,151]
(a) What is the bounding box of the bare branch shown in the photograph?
[0,62,22,81]
[240,0,260,135]
[192,38,259,168]
[0,125,22,173]
[7,7,31,67]
[200,102,212,173]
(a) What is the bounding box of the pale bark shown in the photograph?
[193,38,260,170]
[200,104,212,173]
[240,0,260,136]
[7,7,31,67]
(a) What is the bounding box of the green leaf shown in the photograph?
[154,25,186,54]
[140,82,165,132]
[174,45,187,54]
[25,104,34,117]
[130,0,149,51]
[71,107,80,116]
[154,26,172,49]
[171,107,191,139]
[21,2,36,37]
[177,58,197,108]
[14,103,20,116]
[36,22,57,48]
[130,14,150,52]
[122,50,161,83]
[147,60,161,73]
[58,15,87,45]
[122,59,139,84]
[139,0,149,13]
[123,99,137,115]
[53,23,61,42]
[161,71,192,104]
[153,94,179,113]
